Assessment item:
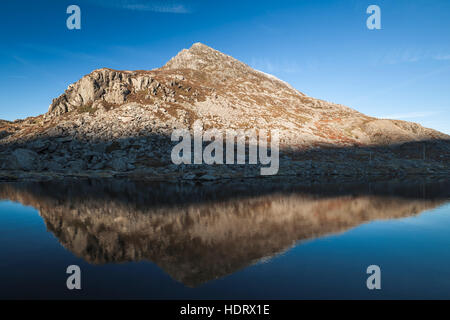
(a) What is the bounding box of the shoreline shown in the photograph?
[1,159,449,183]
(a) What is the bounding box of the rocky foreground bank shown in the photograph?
[1,136,449,183]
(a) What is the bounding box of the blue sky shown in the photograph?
[1,0,449,133]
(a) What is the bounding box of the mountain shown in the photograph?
[45,42,448,146]
[0,43,449,181]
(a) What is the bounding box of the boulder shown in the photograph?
[182,173,196,180]
[110,157,128,171]
[90,162,105,170]
[8,149,39,171]
[199,174,217,181]
[45,161,64,171]
[67,160,86,171]
[28,140,50,152]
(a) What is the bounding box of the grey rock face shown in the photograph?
[91,143,106,153]
[0,156,9,169]
[9,149,39,171]
[44,161,64,171]
[0,130,10,140]
[47,69,157,116]
[90,162,105,170]
[182,173,196,180]
[28,140,50,152]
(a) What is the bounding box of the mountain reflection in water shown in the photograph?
[0,178,449,287]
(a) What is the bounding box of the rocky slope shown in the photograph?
[1,43,449,180]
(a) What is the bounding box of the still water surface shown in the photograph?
[1,179,450,299]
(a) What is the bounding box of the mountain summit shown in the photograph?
[163,42,248,72]
[1,43,449,180]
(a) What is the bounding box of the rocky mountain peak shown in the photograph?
[162,42,246,72]
[45,42,305,121]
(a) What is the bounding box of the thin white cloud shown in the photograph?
[8,75,28,79]
[350,64,450,105]
[18,43,117,65]
[434,54,450,61]
[11,55,30,65]
[250,57,301,74]
[373,48,450,65]
[379,111,441,119]
[123,3,189,13]
[375,48,426,65]
[87,0,192,14]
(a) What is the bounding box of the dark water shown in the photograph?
[1,178,450,299]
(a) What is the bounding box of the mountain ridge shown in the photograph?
[1,43,449,181]
[37,43,450,146]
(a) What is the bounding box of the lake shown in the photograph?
[1,178,450,299]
